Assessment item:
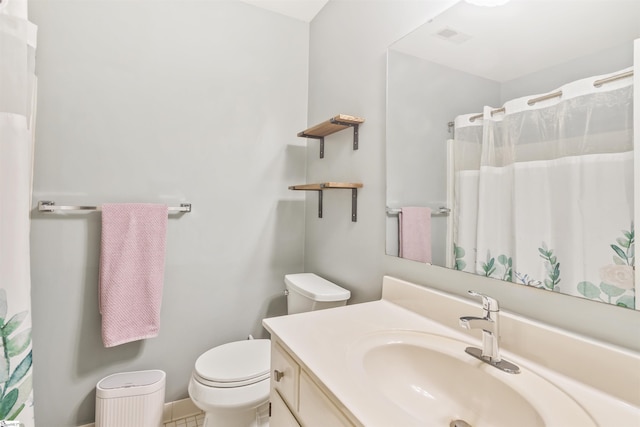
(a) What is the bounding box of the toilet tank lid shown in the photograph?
[285,273,351,302]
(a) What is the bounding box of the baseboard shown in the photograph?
[78,397,201,427]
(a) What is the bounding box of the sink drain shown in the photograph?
[450,420,472,427]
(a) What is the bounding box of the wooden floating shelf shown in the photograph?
[289,182,363,222]
[288,182,363,191]
[297,115,365,138]
[297,114,365,159]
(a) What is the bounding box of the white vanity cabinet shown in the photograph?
[270,340,355,427]
[270,391,300,427]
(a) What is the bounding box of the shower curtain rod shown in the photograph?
[593,69,634,87]
[463,69,634,123]
[469,107,506,122]
[37,200,192,213]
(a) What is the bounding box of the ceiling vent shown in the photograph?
[434,27,472,44]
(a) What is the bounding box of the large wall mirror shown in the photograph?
[386,0,640,310]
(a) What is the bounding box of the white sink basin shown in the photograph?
[347,330,596,427]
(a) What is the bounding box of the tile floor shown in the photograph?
[163,412,204,427]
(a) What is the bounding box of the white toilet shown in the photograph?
[188,273,351,427]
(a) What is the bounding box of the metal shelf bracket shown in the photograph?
[330,118,359,152]
[312,186,359,222]
[351,188,358,222]
[298,133,326,158]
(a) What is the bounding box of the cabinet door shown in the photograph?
[271,342,300,410]
[298,371,354,427]
[270,390,301,427]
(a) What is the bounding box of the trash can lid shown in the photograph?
[97,370,166,398]
[98,370,165,389]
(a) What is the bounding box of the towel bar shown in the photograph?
[37,201,191,213]
[386,206,450,216]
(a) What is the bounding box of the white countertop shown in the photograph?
[263,277,640,426]
[265,299,452,425]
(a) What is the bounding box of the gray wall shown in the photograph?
[29,1,307,425]
[386,50,501,262]
[26,1,640,425]
[305,0,640,351]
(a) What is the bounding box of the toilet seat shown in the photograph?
[194,339,270,388]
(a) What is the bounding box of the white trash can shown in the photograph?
[95,370,165,427]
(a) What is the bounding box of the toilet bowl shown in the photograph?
[188,273,350,427]
[189,339,271,427]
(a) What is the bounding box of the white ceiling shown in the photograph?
[391,0,640,82]
[239,0,329,22]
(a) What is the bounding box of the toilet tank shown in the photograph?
[284,273,351,315]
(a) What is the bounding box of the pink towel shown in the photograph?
[99,203,168,347]
[399,207,432,263]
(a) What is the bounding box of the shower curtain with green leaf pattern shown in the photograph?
[450,67,636,309]
[0,0,37,424]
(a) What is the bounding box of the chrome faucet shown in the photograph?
[459,290,520,374]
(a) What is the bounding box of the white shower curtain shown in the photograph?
[0,0,37,424]
[451,67,635,309]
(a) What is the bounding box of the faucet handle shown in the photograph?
[468,290,499,312]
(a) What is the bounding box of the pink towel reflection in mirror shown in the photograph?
[399,207,432,263]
